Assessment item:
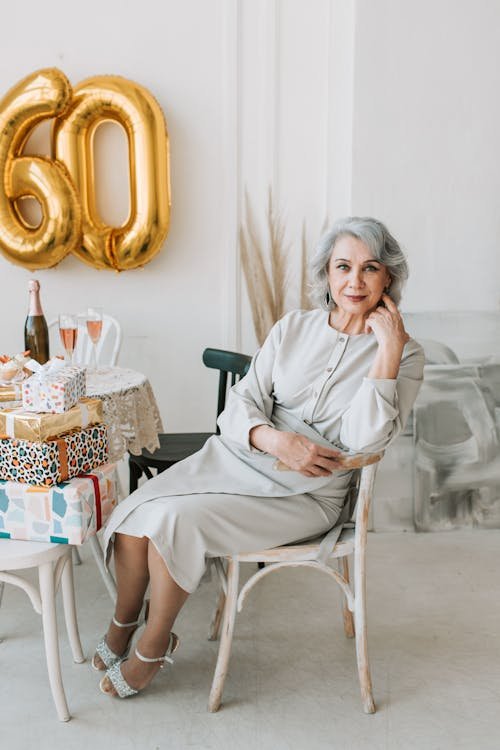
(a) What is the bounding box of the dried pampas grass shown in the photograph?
[240,188,319,345]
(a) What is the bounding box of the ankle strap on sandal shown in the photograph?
[112,615,141,628]
[134,632,179,668]
[135,650,174,666]
[112,599,149,629]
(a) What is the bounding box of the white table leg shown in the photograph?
[88,535,117,603]
[60,552,85,664]
[38,561,71,722]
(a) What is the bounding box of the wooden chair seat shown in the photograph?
[235,527,355,562]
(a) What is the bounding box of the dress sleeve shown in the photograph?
[216,319,282,451]
[339,339,425,453]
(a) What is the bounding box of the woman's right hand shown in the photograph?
[250,425,342,477]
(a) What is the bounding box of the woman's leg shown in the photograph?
[94,533,150,669]
[101,540,189,694]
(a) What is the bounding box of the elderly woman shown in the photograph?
[95,216,424,698]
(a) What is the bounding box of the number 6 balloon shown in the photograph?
[0,68,82,270]
[0,68,171,271]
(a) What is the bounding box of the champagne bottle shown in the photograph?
[24,279,49,364]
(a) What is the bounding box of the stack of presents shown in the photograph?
[0,356,118,545]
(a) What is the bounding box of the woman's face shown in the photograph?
[327,235,392,317]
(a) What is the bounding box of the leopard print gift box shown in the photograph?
[0,423,108,486]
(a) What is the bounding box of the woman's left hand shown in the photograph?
[364,294,409,351]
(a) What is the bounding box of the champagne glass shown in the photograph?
[59,313,78,364]
[86,307,103,370]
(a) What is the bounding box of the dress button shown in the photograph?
[326,367,333,372]
[339,336,345,342]
[304,419,311,425]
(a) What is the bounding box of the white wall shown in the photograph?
[0,0,238,432]
[0,1,499,471]
[352,0,500,316]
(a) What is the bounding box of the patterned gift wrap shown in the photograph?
[0,423,108,486]
[0,462,118,544]
[22,365,86,413]
[0,398,103,442]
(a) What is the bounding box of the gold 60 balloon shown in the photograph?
[0,68,171,271]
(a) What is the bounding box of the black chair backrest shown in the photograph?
[202,348,252,430]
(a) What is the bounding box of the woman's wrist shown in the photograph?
[249,424,279,454]
[376,337,405,356]
[367,341,404,379]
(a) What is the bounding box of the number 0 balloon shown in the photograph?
[54,75,171,271]
[0,68,171,271]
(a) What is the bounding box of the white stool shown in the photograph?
[0,540,85,721]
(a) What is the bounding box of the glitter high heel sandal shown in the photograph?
[92,600,150,671]
[99,632,180,698]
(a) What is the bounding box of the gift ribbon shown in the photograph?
[79,473,102,530]
[78,401,90,429]
[25,357,67,382]
[4,411,18,438]
[56,438,69,482]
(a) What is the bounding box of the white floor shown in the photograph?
[1,529,499,750]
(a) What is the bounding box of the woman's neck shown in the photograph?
[328,309,369,335]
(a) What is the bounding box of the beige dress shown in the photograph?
[104,309,424,592]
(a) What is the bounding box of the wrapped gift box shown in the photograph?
[0,382,23,402]
[0,423,108,486]
[0,462,118,545]
[0,398,103,442]
[22,361,86,413]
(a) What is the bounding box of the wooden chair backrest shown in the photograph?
[202,347,252,430]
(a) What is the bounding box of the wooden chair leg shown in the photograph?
[338,556,355,638]
[207,587,226,641]
[39,561,71,722]
[353,546,375,713]
[208,558,239,712]
[60,552,85,664]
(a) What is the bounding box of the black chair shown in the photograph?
[128,347,252,493]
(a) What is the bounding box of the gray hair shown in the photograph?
[309,216,409,310]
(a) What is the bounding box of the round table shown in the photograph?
[86,366,163,463]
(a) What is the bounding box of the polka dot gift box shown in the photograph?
[22,359,86,414]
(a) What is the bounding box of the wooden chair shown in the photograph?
[128,348,252,493]
[207,452,383,714]
[0,539,85,721]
